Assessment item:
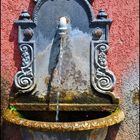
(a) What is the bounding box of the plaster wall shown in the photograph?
[1,0,139,140]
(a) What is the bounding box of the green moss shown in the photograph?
[8,106,25,118]
[9,105,17,112]
[109,107,120,114]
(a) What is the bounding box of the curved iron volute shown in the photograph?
[90,9,116,94]
[14,10,36,93]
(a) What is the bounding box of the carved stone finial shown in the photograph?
[97,9,108,19]
[20,10,31,20]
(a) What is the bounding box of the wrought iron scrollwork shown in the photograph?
[14,44,34,90]
[91,9,116,94]
[91,43,116,93]
[14,10,36,92]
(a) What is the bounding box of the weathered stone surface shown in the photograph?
[51,30,91,91]
[34,29,91,95]
[105,59,139,140]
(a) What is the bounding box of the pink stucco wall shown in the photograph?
[1,0,139,140]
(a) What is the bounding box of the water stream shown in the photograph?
[55,26,67,122]
[55,91,60,122]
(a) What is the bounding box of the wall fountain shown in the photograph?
[3,0,125,139]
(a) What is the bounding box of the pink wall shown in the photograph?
[1,0,139,140]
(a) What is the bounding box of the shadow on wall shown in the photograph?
[105,124,121,140]
[8,0,35,101]
[8,0,35,71]
[1,122,22,140]
[107,59,139,140]
[1,76,11,111]
[1,76,22,140]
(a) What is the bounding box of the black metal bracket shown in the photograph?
[14,10,36,92]
[90,9,116,94]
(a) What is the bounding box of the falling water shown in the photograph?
[55,91,60,122]
[55,36,65,122]
[55,18,67,121]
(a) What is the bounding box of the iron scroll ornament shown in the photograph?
[14,10,36,92]
[90,9,117,94]
[14,44,35,90]
[91,43,116,94]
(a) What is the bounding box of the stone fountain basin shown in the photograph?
[3,108,124,132]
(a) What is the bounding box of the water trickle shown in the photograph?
[55,17,68,121]
[55,36,64,122]
[55,91,60,122]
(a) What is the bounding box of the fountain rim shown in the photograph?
[2,108,125,132]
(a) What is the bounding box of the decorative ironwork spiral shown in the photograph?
[16,73,33,90]
[97,75,113,91]
[14,44,34,91]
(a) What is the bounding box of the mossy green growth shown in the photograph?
[109,107,120,114]
[9,105,17,112]
[8,106,24,118]
[115,107,121,112]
